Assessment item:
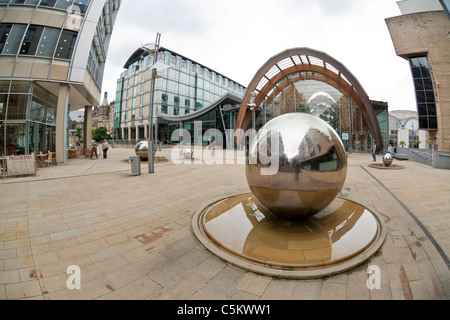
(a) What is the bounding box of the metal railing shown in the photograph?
[0,157,6,178]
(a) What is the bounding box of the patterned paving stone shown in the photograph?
[0,148,448,300]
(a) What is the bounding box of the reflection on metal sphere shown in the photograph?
[183,149,193,159]
[383,153,393,166]
[246,113,348,219]
[135,141,156,160]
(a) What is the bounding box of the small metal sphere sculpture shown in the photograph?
[183,148,193,159]
[246,113,348,219]
[383,153,393,167]
[135,141,156,160]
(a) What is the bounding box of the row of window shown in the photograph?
[0,81,57,123]
[409,57,438,130]
[0,23,77,59]
[126,50,246,93]
[86,43,99,79]
[119,92,209,124]
[0,0,91,14]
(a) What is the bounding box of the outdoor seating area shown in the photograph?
[36,151,56,168]
[85,147,99,159]
[68,148,78,159]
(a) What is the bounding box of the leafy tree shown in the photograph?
[76,126,83,142]
[92,126,111,142]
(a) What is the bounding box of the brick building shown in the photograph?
[92,92,114,134]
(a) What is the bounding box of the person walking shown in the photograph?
[372,142,377,162]
[102,139,110,159]
[387,144,393,154]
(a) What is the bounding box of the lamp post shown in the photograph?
[147,33,169,174]
[146,33,160,174]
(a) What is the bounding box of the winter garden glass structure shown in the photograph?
[236,48,388,154]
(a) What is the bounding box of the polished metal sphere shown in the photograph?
[183,149,193,159]
[246,113,348,219]
[135,141,156,160]
[383,153,393,167]
[135,141,148,160]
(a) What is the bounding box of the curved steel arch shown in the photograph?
[237,48,383,149]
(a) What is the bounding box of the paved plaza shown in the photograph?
[0,147,449,300]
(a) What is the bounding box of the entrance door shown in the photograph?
[352,133,370,153]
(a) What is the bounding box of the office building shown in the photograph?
[0,0,122,163]
[386,0,450,151]
[114,46,246,146]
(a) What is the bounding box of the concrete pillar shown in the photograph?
[55,84,70,164]
[398,129,410,148]
[84,106,92,151]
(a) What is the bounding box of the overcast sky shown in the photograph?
[101,0,416,111]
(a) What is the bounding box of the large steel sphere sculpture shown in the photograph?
[135,141,156,160]
[246,113,348,219]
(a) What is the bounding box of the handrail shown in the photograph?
[438,152,450,158]
[411,150,432,159]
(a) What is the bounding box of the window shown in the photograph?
[55,30,77,59]
[185,99,190,114]
[36,27,60,57]
[174,96,180,116]
[409,57,438,130]
[161,93,168,114]
[35,0,91,13]
[0,24,12,53]
[39,0,57,8]
[75,0,91,14]
[11,0,40,4]
[2,24,26,55]
[20,25,44,55]
[55,0,74,11]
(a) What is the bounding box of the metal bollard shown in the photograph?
[130,156,141,176]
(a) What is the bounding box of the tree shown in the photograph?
[399,141,406,148]
[92,126,111,142]
[75,126,83,143]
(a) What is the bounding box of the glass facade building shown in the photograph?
[0,0,122,162]
[115,47,246,145]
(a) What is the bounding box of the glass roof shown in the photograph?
[254,50,354,94]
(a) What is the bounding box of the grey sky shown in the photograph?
[101,0,416,111]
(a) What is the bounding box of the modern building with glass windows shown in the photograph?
[0,0,121,163]
[114,46,246,146]
[236,48,389,154]
[386,0,450,151]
